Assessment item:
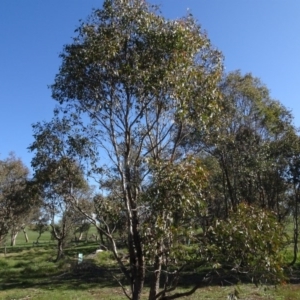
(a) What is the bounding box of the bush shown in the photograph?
[204,203,288,283]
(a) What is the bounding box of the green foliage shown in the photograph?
[189,70,298,223]
[52,0,222,117]
[0,153,41,245]
[204,203,288,283]
[93,250,116,266]
[31,220,49,242]
[0,239,299,299]
[31,0,223,298]
[28,0,300,298]
[141,157,207,263]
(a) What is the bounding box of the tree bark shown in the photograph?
[10,231,18,246]
[36,232,42,243]
[98,228,105,246]
[127,203,145,300]
[55,239,64,262]
[149,252,162,300]
[23,228,29,243]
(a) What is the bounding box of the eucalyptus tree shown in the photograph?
[30,137,90,261]
[193,71,296,218]
[31,0,223,298]
[0,153,40,245]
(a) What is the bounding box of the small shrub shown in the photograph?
[94,250,115,266]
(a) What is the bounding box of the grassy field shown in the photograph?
[1,228,300,299]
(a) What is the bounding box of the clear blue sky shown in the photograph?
[1,0,300,172]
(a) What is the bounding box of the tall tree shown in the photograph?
[191,71,297,218]
[31,0,223,299]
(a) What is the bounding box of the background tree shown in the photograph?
[179,71,298,279]
[30,211,50,244]
[188,71,297,220]
[0,153,40,245]
[31,155,89,261]
[31,0,223,299]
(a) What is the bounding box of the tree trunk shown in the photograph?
[10,231,18,246]
[149,252,162,300]
[132,234,145,299]
[23,228,29,243]
[98,228,105,246]
[36,232,42,243]
[128,210,145,300]
[132,265,145,300]
[55,240,64,262]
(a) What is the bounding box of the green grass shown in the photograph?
[1,225,99,252]
[0,242,127,299]
[1,247,300,300]
[1,227,300,299]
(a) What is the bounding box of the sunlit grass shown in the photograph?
[0,226,300,299]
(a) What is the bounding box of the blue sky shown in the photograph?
[1,0,300,171]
